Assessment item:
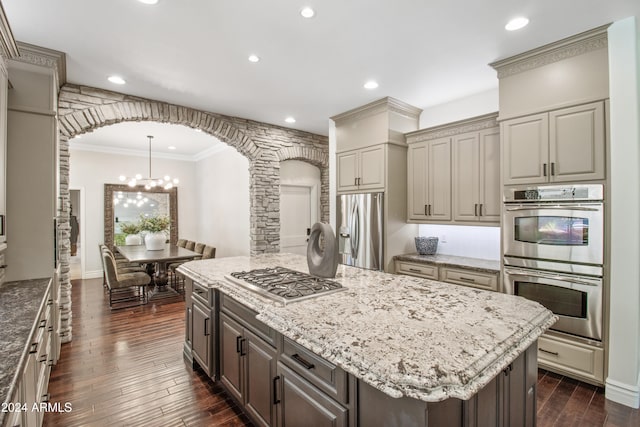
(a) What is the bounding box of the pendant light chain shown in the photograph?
[118,134,179,189]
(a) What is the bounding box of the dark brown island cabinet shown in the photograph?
[183,277,539,427]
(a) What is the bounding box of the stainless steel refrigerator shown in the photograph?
[337,192,384,270]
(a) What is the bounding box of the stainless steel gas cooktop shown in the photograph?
[225,266,345,305]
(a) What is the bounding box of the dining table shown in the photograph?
[115,243,200,299]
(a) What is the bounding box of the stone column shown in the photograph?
[249,158,281,255]
[58,133,73,343]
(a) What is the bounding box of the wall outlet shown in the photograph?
[440,235,447,243]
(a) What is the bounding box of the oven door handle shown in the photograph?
[505,205,599,212]
[504,269,600,287]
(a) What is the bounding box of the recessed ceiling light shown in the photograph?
[248,54,260,63]
[168,146,176,150]
[364,80,379,90]
[285,117,296,123]
[300,7,315,18]
[138,0,159,4]
[108,75,126,85]
[505,17,529,31]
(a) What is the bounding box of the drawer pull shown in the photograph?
[408,268,421,272]
[42,393,50,403]
[194,289,204,295]
[39,354,48,363]
[458,277,476,283]
[29,343,38,354]
[273,376,281,404]
[39,319,47,328]
[292,353,315,370]
[539,348,559,356]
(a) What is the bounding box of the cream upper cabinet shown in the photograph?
[407,137,451,221]
[453,127,501,223]
[336,145,385,193]
[549,102,605,182]
[503,101,605,185]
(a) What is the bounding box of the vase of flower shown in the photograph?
[138,214,170,251]
[120,222,142,245]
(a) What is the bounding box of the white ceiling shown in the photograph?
[4,0,640,153]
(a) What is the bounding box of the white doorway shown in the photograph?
[280,161,321,256]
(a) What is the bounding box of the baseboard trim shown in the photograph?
[605,376,640,409]
[83,270,103,279]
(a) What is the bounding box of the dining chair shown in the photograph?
[99,244,145,289]
[177,239,187,248]
[201,245,216,259]
[185,240,196,251]
[102,250,150,308]
[194,242,205,255]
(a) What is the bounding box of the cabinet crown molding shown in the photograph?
[331,96,422,125]
[405,112,498,144]
[489,24,609,79]
[13,41,66,86]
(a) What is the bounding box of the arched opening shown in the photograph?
[69,121,250,279]
[56,83,329,342]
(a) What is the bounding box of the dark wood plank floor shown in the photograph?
[43,278,639,426]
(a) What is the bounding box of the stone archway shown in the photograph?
[56,84,329,341]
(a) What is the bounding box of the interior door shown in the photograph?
[280,185,316,256]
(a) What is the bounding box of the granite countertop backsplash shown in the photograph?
[178,254,555,402]
[0,278,51,423]
[395,253,500,273]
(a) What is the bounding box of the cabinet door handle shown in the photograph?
[240,338,247,356]
[291,353,315,370]
[204,318,209,336]
[354,177,358,186]
[551,162,556,176]
[29,342,38,354]
[543,163,547,177]
[39,319,46,328]
[539,348,559,356]
[39,354,48,363]
[429,205,432,216]
[474,204,478,216]
[236,335,242,353]
[479,204,483,217]
[424,205,428,216]
[273,376,281,404]
[503,364,513,376]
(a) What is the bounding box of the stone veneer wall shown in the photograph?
[57,84,329,341]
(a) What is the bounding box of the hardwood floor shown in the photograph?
[44,278,639,426]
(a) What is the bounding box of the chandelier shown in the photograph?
[118,135,179,190]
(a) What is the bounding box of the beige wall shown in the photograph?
[195,147,250,257]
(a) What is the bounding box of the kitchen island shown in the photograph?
[178,254,556,427]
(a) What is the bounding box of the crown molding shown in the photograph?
[331,96,422,125]
[14,41,66,86]
[69,140,228,162]
[490,24,610,79]
[405,112,498,144]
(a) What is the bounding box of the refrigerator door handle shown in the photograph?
[350,202,359,258]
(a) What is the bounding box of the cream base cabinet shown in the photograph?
[453,128,500,223]
[407,138,451,221]
[336,145,385,193]
[502,101,605,185]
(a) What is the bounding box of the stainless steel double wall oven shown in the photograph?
[503,184,604,342]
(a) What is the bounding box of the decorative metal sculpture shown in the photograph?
[307,222,339,278]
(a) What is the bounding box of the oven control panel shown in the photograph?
[504,184,603,203]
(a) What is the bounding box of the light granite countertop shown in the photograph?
[0,278,52,425]
[178,254,555,402]
[395,253,501,274]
